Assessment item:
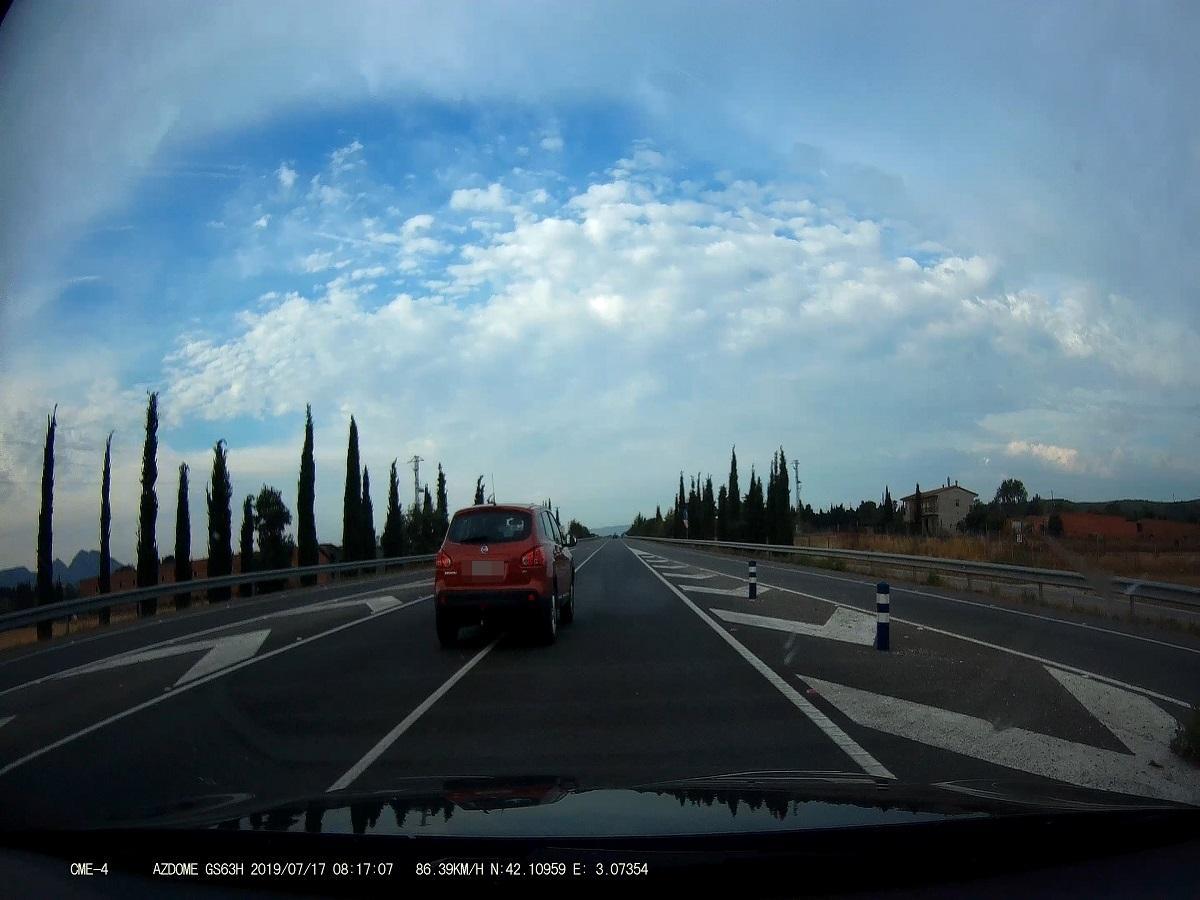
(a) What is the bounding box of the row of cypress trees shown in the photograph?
[627,445,795,545]
[30,398,463,638]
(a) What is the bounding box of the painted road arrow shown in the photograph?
[663,572,716,580]
[712,607,874,646]
[264,594,403,619]
[802,666,1200,805]
[55,630,272,688]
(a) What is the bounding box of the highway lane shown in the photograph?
[624,539,1200,709]
[0,566,434,693]
[1,537,1197,832]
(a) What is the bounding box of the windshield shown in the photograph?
[0,1,1198,894]
[447,510,532,544]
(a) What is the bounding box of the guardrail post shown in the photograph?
[748,560,757,601]
[875,582,890,651]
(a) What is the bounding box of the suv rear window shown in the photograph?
[447,510,534,544]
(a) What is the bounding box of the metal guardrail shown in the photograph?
[0,553,437,634]
[634,537,1200,611]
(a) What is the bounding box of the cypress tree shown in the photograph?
[745,468,767,543]
[35,407,56,641]
[98,430,113,625]
[687,477,700,540]
[702,477,716,540]
[716,486,728,540]
[206,440,233,602]
[777,447,792,543]
[254,485,293,591]
[342,417,361,568]
[381,460,407,558]
[405,502,423,553]
[727,446,741,541]
[136,392,159,616]
[675,473,687,537]
[435,464,449,542]
[239,494,255,597]
[297,404,318,584]
[360,467,377,561]
[174,463,192,609]
[911,484,923,536]
[882,485,894,533]
[766,452,778,543]
[421,486,435,550]
[474,475,486,505]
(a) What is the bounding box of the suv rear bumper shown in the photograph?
[437,589,549,623]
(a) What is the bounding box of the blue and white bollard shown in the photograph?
[875,581,890,651]
[749,560,758,600]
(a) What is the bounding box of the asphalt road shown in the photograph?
[1,537,1198,830]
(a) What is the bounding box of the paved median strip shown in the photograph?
[801,667,1200,806]
[627,544,894,780]
[631,543,1193,709]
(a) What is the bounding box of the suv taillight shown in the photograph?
[519,546,546,567]
[435,550,452,571]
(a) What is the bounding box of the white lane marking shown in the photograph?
[802,669,1200,806]
[264,594,405,619]
[49,629,271,686]
[627,545,893,780]
[0,573,435,671]
[0,595,432,778]
[575,541,607,571]
[712,607,875,647]
[325,538,606,792]
[664,572,716,580]
[0,583,428,700]
[632,545,1192,709]
[0,716,12,730]
[654,543,1200,657]
[651,564,689,570]
[682,584,772,597]
[328,636,502,792]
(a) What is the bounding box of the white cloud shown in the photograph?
[539,135,563,152]
[1004,440,1083,473]
[253,214,271,229]
[449,183,509,212]
[329,139,364,173]
[276,162,297,191]
[401,214,434,236]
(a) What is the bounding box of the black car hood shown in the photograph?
[112,771,1191,837]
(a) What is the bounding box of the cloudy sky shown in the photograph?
[1,1,1198,568]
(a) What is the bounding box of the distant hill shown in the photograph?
[0,550,126,589]
[1046,498,1200,523]
[589,525,627,537]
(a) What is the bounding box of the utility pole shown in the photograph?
[407,455,423,508]
[791,461,801,515]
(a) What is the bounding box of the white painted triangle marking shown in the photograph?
[681,584,772,597]
[176,630,272,685]
[665,572,716,580]
[265,594,400,619]
[55,629,272,688]
[801,671,1200,805]
[651,564,688,570]
[712,607,875,646]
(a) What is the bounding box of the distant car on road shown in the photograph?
[434,504,576,646]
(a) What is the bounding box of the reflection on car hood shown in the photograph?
[117,771,1191,836]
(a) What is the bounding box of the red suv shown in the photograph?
[434,504,576,646]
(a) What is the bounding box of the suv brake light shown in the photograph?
[435,550,452,571]
[519,546,546,567]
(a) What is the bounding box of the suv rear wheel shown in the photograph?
[436,607,458,647]
[535,583,559,645]
[559,567,575,625]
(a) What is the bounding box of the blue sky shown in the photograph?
[1,1,1198,568]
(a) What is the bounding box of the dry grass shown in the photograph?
[796,533,1200,587]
